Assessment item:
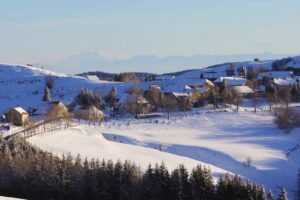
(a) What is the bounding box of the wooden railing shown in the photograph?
[3,119,78,140]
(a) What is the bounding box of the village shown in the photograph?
[1,57,300,139]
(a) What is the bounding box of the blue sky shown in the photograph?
[0,0,300,64]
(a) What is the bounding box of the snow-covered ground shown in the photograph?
[29,106,300,197]
[1,57,300,199]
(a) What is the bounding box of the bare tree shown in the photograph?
[274,106,300,133]
[106,86,118,108]
[177,96,192,113]
[222,85,241,111]
[232,88,242,112]
[144,86,162,110]
[265,84,278,111]
[127,84,142,95]
[209,87,219,109]
[162,94,177,119]
[277,87,292,108]
[251,92,258,113]
[126,94,139,116]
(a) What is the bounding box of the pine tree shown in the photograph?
[190,165,215,200]
[266,190,274,200]
[141,164,156,200]
[277,187,288,200]
[170,164,192,200]
[42,87,51,102]
[157,163,171,200]
[125,160,141,200]
[200,73,204,79]
[255,184,266,200]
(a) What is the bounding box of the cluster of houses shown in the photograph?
[2,65,300,128]
[130,67,300,115]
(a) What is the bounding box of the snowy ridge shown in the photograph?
[0,64,68,80]
[176,55,300,79]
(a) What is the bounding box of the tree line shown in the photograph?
[0,137,290,200]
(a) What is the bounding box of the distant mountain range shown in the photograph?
[41,51,297,75]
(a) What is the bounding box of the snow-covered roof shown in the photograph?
[273,78,296,86]
[233,86,254,94]
[214,77,247,86]
[88,105,104,115]
[258,71,293,80]
[86,75,99,81]
[13,107,28,114]
[185,85,192,90]
[171,92,189,97]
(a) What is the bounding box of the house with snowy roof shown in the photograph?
[187,79,214,89]
[233,86,254,97]
[5,107,29,126]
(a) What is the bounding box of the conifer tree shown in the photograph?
[189,165,215,200]
[255,184,266,200]
[277,187,288,200]
[266,190,274,200]
[42,87,51,102]
[170,164,192,200]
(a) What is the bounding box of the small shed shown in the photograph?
[5,107,29,126]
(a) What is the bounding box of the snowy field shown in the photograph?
[29,107,300,197]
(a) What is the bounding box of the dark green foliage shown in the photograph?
[170,164,192,200]
[190,165,215,200]
[0,137,287,200]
